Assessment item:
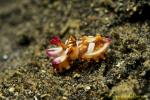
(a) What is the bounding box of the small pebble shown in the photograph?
[62,96,67,100]
[84,86,91,91]
[3,54,8,60]
[41,70,46,73]
[14,92,18,96]
[9,87,15,93]
[73,73,81,78]
[34,96,38,100]
[116,61,125,67]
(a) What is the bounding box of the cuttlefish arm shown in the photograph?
[52,49,70,72]
[46,47,63,57]
[81,38,111,61]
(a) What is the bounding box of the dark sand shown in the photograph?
[0,0,149,99]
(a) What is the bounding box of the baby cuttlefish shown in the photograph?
[46,34,111,72]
